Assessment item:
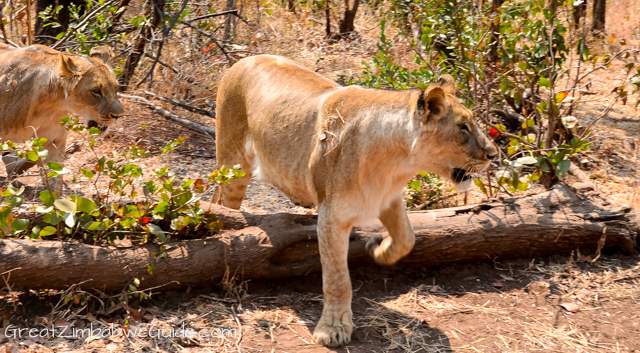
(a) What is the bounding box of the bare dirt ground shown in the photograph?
[2,0,640,352]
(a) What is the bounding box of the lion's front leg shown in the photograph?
[366,194,416,266]
[313,203,355,347]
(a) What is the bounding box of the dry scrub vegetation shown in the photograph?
[1,0,640,351]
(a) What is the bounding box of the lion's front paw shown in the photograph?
[313,311,354,347]
[366,234,397,266]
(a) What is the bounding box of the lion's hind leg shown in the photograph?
[366,194,416,266]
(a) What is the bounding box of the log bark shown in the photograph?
[0,184,638,292]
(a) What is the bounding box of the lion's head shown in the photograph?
[416,75,498,190]
[57,46,123,132]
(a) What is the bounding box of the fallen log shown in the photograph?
[0,184,638,292]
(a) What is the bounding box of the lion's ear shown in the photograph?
[58,54,83,76]
[89,46,113,67]
[435,74,457,95]
[423,86,447,121]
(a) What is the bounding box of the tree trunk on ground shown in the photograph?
[592,0,605,33]
[1,184,637,292]
[339,0,359,34]
[222,0,238,41]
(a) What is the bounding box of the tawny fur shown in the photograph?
[0,44,123,195]
[215,55,497,347]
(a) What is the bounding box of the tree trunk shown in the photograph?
[287,0,296,13]
[34,0,77,44]
[1,184,637,292]
[488,0,503,63]
[572,0,586,30]
[325,0,331,38]
[339,0,359,34]
[222,0,237,41]
[592,0,605,33]
[118,0,164,90]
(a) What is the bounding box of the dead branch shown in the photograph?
[142,90,216,118]
[179,20,232,64]
[145,0,189,89]
[185,9,249,25]
[119,93,216,139]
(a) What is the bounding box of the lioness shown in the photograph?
[215,55,497,347]
[0,44,123,195]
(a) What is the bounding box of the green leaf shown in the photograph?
[86,221,105,231]
[81,169,94,179]
[556,160,571,176]
[7,185,25,196]
[25,151,39,161]
[47,162,63,171]
[11,218,30,232]
[54,199,77,214]
[44,211,64,226]
[474,178,487,195]
[75,196,97,214]
[147,223,166,242]
[172,190,192,207]
[538,77,550,88]
[39,226,57,236]
[120,217,136,229]
[39,190,57,206]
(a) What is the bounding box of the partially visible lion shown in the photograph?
[0,44,124,195]
[215,55,498,347]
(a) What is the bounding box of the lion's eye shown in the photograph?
[91,89,102,97]
[461,124,469,132]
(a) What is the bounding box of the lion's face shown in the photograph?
[58,51,123,132]
[418,75,498,189]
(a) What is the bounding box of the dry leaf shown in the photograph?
[463,275,479,281]
[131,309,142,323]
[560,303,580,313]
[491,281,504,289]
[608,34,615,43]
[499,274,515,281]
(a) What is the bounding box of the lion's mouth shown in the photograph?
[452,168,473,183]
[87,120,109,132]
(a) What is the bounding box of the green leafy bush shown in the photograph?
[355,0,639,200]
[0,117,245,243]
